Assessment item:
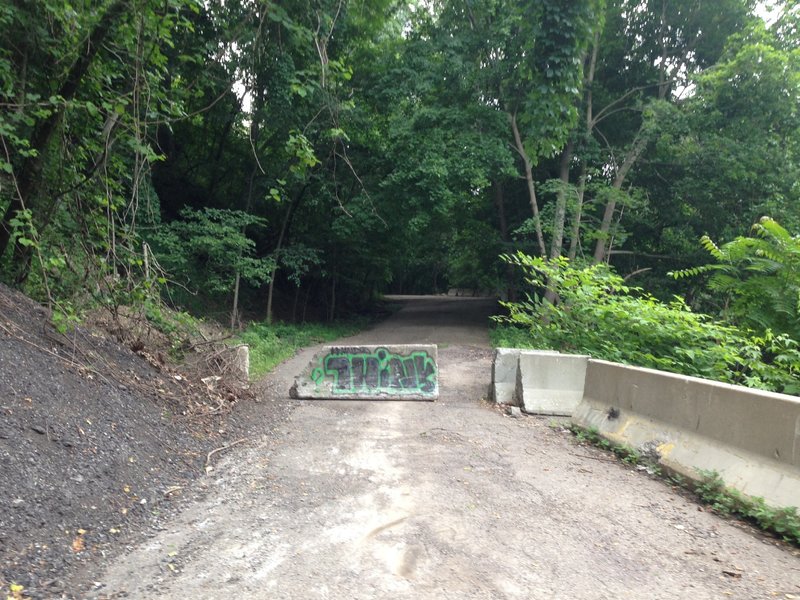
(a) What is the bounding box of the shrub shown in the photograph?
[493,253,800,394]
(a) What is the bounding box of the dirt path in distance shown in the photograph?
[90,296,800,599]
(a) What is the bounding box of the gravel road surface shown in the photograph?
[90,296,800,599]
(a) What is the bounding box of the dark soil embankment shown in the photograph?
[0,285,287,598]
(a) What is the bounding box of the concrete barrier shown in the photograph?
[572,360,800,508]
[234,345,249,381]
[491,348,521,405]
[491,349,564,406]
[291,345,438,400]
[515,351,588,416]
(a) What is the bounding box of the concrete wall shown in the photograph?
[573,360,800,508]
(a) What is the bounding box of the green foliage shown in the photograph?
[695,470,800,546]
[235,319,365,379]
[494,252,800,394]
[148,207,274,296]
[1,0,792,340]
[630,18,800,275]
[142,300,202,357]
[513,0,601,159]
[671,218,800,340]
[50,301,81,335]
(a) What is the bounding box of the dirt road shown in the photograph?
[91,297,799,599]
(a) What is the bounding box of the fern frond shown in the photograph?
[699,235,725,261]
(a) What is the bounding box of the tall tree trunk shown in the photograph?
[291,285,301,323]
[301,283,312,323]
[231,272,241,330]
[230,165,256,331]
[568,29,599,261]
[265,186,307,324]
[509,112,546,256]
[543,141,574,305]
[549,140,574,259]
[0,0,128,261]
[328,270,337,323]
[591,132,649,263]
[567,161,587,260]
[493,180,516,301]
[592,4,669,264]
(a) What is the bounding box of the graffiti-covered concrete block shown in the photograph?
[290,345,438,400]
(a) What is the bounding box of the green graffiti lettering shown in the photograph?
[317,347,437,394]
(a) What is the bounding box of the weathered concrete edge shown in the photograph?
[291,344,439,401]
[572,359,800,509]
[491,348,520,405]
[290,386,438,401]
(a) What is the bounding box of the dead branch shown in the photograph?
[205,438,249,472]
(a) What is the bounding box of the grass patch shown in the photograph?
[569,424,800,547]
[236,319,366,379]
[490,323,550,351]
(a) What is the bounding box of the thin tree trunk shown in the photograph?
[302,283,312,323]
[549,141,574,259]
[233,129,260,327]
[568,30,599,261]
[592,4,669,264]
[509,112,546,256]
[567,162,587,260]
[592,132,649,263]
[291,285,301,323]
[231,272,241,330]
[493,180,516,301]
[543,141,574,305]
[329,271,337,323]
[266,185,307,324]
[493,180,509,244]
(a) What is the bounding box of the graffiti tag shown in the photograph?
[311,347,437,395]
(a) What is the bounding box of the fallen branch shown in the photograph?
[184,334,233,352]
[205,437,249,472]
[570,451,618,463]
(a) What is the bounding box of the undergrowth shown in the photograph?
[569,425,800,546]
[571,425,645,467]
[235,319,366,379]
[694,469,800,545]
[493,254,800,395]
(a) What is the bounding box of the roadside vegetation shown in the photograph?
[236,319,366,379]
[492,223,800,395]
[570,425,800,547]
